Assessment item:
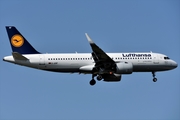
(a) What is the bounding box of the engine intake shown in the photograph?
[115,62,133,74]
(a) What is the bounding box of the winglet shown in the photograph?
[85,33,115,63]
[85,33,94,44]
[12,52,28,60]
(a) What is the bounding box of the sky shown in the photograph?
[0,0,180,120]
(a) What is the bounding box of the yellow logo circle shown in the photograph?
[11,35,24,47]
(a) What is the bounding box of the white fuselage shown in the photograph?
[4,26,178,85]
[3,52,177,73]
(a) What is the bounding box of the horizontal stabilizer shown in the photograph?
[12,52,28,60]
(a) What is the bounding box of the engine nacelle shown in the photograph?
[103,73,121,82]
[115,62,133,74]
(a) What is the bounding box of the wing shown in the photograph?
[85,33,116,74]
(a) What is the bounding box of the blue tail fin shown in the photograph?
[6,26,40,54]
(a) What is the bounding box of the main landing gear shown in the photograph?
[89,79,96,86]
[96,75,103,81]
[89,74,103,86]
[152,72,157,82]
[89,74,96,86]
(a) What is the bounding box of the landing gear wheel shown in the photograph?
[89,79,96,86]
[97,75,103,81]
[152,72,157,82]
[153,78,157,82]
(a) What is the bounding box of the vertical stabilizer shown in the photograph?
[6,26,40,54]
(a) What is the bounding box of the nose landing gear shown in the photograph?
[152,72,157,82]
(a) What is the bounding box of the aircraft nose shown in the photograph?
[172,61,178,69]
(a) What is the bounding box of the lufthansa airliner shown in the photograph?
[3,26,178,85]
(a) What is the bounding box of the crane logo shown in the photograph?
[11,34,24,47]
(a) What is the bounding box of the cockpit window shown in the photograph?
[164,57,170,60]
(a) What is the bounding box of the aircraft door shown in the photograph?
[39,55,45,65]
[153,54,159,64]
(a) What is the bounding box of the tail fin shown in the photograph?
[6,26,40,54]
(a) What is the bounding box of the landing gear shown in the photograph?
[89,74,96,86]
[89,74,103,86]
[89,79,96,86]
[153,78,157,82]
[152,72,157,82]
[97,75,103,81]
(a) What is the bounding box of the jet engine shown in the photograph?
[115,62,133,74]
[103,73,121,82]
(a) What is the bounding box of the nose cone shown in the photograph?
[172,60,178,69]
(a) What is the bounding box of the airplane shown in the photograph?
[3,26,178,86]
